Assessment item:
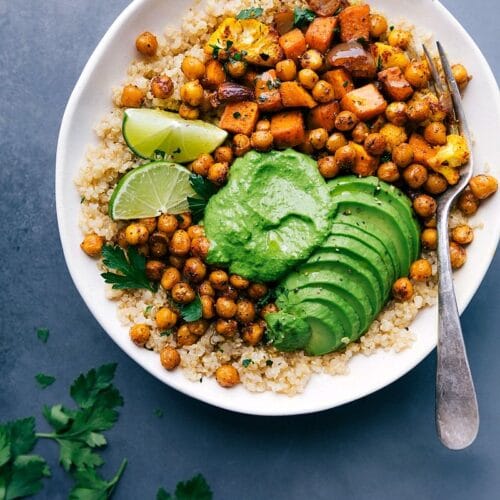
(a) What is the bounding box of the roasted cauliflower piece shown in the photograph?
[427,134,470,185]
[205,18,283,67]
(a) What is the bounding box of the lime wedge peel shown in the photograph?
[109,162,196,220]
[122,108,228,164]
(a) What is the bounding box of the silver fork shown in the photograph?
[423,42,479,450]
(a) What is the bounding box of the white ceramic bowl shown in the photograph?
[56,0,500,415]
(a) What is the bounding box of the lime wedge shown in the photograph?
[109,162,196,220]
[122,108,228,163]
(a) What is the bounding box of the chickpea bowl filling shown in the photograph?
[75,0,498,396]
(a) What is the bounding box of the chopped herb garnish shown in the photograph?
[154,149,166,160]
[389,25,395,31]
[210,40,233,59]
[343,80,349,88]
[257,288,277,308]
[266,78,281,90]
[101,245,157,292]
[35,373,56,389]
[80,196,86,204]
[160,329,174,337]
[233,111,242,119]
[179,295,203,322]
[188,174,218,223]
[236,7,263,19]
[242,359,253,368]
[157,474,212,500]
[380,151,392,163]
[144,305,153,317]
[266,360,274,367]
[36,328,50,343]
[376,56,383,72]
[230,50,247,62]
[356,37,367,46]
[293,7,316,28]
[153,409,164,418]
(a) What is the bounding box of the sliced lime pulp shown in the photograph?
[122,108,228,163]
[109,162,195,220]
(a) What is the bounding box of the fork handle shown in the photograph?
[436,205,479,450]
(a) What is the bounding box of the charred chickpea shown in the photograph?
[150,76,174,99]
[160,346,181,371]
[200,295,215,319]
[215,365,240,387]
[125,223,149,245]
[248,283,268,300]
[129,324,151,346]
[312,80,335,103]
[326,132,348,153]
[158,214,179,235]
[81,234,104,257]
[457,188,480,216]
[149,231,169,258]
[309,128,328,150]
[469,175,498,200]
[413,194,437,218]
[169,255,185,269]
[140,217,157,233]
[404,60,430,89]
[187,225,205,240]
[180,80,204,107]
[116,228,128,249]
[369,13,388,38]
[169,229,191,256]
[387,29,412,50]
[450,242,467,269]
[229,274,250,290]
[236,300,256,324]
[301,49,323,71]
[334,145,357,169]
[145,260,166,281]
[424,122,447,146]
[403,163,428,189]
[406,100,431,122]
[215,319,238,338]
[208,162,229,184]
[187,320,209,337]
[171,282,196,304]
[364,133,386,156]
[233,133,252,157]
[190,237,210,259]
[242,322,265,346]
[214,146,233,164]
[256,119,271,132]
[209,270,229,291]
[298,68,319,90]
[410,259,433,281]
[392,277,414,301]
[299,136,315,155]
[183,257,207,283]
[318,156,340,179]
[181,55,206,81]
[452,225,474,245]
[191,153,214,177]
[392,143,414,168]
[424,173,448,195]
[377,162,400,183]
[176,212,192,230]
[335,111,359,132]
[421,228,438,250]
[176,325,198,347]
[179,103,199,120]
[226,59,247,79]
[385,102,408,126]
[121,85,144,108]
[215,297,238,319]
[220,286,238,301]
[351,122,370,144]
[251,131,274,152]
[261,302,279,317]
[424,215,437,228]
[155,307,178,330]
[276,59,297,81]
[135,31,158,56]
[161,267,181,291]
[451,64,470,87]
[198,280,215,297]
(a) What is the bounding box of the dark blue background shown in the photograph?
[1,1,498,498]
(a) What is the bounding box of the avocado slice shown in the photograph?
[265,311,311,352]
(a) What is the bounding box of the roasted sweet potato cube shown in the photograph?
[219,101,259,136]
[279,28,307,61]
[322,69,355,98]
[409,133,435,166]
[338,5,371,43]
[280,81,317,109]
[307,101,340,132]
[255,70,283,113]
[305,17,337,53]
[271,111,306,148]
[327,42,376,78]
[350,142,378,177]
[340,83,387,120]
[378,67,414,101]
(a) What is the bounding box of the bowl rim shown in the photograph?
[56,0,500,416]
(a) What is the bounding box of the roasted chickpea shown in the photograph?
[129,324,151,346]
[80,234,104,257]
[335,111,359,132]
[251,131,274,152]
[352,122,370,144]
[209,270,229,291]
[183,257,207,283]
[403,163,428,189]
[424,173,448,195]
[276,59,297,81]
[450,242,467,269]
[169,255,185,269]
[145,260,166,281]
[176,213,191,230]
[312,80,335,103]
[385,102,408,126]
[140,217,157,234]
[451,64,470,87]
[452,225,474,245]
[180,80,204,107]
[301,49,323,71]
[413,194,437,218]
[457,188,479,216]
[190,237,210,259]
[116,228,128,249]
[377,162,400,183]
[236,300,256,324]
[220,285,238,301]
[370,13,388,38]
[424,122,447,146]
[233,133,252,157]
[213,147,233,165]
[150,76,174,99]
[469,175,498,200]
[392,143,414,168]
[149,231,168,258]
[199,280,215,297]
[176,325,198,347]
[392,277,414,301]
[179,103,199,120]
[171,282,196,304]
[404,60,430,89]
[215,364,240,387]
[215,319,238,338]
[135,31,158,56]
[406,100,431,122]
[160,346,181,370]
[229,274,250,290]
[410,259,433,281]
[157,214,178,235]
[190,153,214,177]
[187,225,205,240]
[125,223,149,245]
[181,55,206,81]
[318,156,340,179]
[260,303,279,317]
[256,119,271,132]
[207,162,229,184]
[200,295,215,319]
[334,144,357,169]
[298,68,319,90]
[424,215,437,228]
[387,29,411,49]
[326,132,348,153]
[161,267,181,290]
[226,59,247,79]
[308,128,328,150]
[215,297,237,319]
[169,229,191,256]
[121,85,144,108]
[364,133,387,156]
[187,320,209,337]
[370,115,387,133]
[242,322,265,346]
[421,228,438,250]
[248,283,268,300]
[156,307,178,330]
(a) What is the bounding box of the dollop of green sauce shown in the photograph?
[204,149,333,281]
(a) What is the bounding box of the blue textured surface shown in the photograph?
[0,1,499,498]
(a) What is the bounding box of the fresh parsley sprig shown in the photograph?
[293,7,316,28]
[179,295,203,322]
[236,7,263,20]
[187,174,218,223]
[157,473,212,500]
